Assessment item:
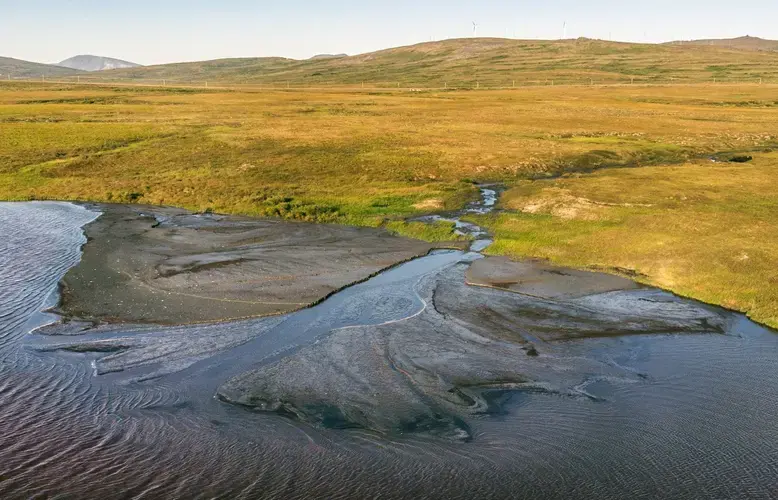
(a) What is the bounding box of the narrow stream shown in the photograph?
[413,186,498,252]
[2,194,778,499]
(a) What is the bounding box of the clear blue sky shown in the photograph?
[1,0,775,65]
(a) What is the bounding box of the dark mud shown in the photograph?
[57,204,435,324]
[214,188,726,439]
[217,260,728,439]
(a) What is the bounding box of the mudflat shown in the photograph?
[217,259,727,440]
[466,256,639,299]
[39,200,731,439]
[56,204,435,324]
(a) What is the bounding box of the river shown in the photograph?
[1,199,778,499]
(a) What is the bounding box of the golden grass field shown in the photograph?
[473,152,778,328]
[1,80,777,326]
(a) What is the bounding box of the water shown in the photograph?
[2,201,778,499]
[412,186,498,252]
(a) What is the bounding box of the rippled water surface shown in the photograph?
[2,201,778,499]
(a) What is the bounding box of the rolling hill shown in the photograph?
[0,56,83,79]
[310,54,348,60]
[58,55,141,72]
[93,56,295,83]
[670,36,778,52]
[86,37,778,87]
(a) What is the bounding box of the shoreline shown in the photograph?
[48,202,454,327]
[10,198,773,333]
[20,197,772,332]
[14,199,767,440]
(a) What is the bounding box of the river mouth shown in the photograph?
[2,198,778,499]
[52,202,439,325]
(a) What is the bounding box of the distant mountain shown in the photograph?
[98,38,778,86]
[668,36,778,51]
[0,56,84,79]
[58,55,141,72]
[310,54,348,60]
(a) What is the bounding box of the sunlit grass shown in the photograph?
[473,152,778,328]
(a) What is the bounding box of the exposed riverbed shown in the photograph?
[2,197,778,499]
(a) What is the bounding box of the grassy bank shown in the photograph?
[471,152,778,328]
[1,82,777,324]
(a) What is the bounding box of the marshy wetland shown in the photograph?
[2,190,778,498]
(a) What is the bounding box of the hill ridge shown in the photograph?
[91,37,778,86]
[58,55,141,72]
[667,35,778,51]
[0,56,83,79]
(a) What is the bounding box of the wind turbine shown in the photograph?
[562,21,567,40]
[473,21,479,38]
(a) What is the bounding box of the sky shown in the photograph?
[1,0,776,65]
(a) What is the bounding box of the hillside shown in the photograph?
[671,36,778,52]
[85,37,778,86]
[310,54,348,60]
[0,56,82,79]
[93,56,294,82]
[58,55,141,72]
